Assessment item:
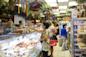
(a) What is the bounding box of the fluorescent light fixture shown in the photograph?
[45,0,57,3]
[48,3,58,7]
[58,0,69,2]
[45,0,58,7]
[69,1,78,7]
[59,6,67,9]
[53,13,60,15]
[59,10,67,13]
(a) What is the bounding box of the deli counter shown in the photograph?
[0,32,42,57]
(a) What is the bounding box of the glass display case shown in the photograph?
[0,32,42,57]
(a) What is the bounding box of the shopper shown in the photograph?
[61,24,68,50]
[41,21,51,57]
[49,21,57,57]
[67,27,71,49]
[55,24,63,47]
[55,24,59,35]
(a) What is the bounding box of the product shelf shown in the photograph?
[72,18,86,57]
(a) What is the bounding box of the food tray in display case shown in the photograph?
[0,32,42,57]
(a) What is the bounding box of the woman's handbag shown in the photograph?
[50,40,57,46]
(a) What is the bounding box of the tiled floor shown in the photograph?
[53,43,71,57]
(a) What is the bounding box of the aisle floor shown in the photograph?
[53,43,71,57]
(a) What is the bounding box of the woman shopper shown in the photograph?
[49,21,58,57]
[41,21,51,57]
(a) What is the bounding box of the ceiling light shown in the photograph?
[58,0,69,2]
[44,0,58,7]
[59,6,67,9]
[59,10,67,13]
[48,3,58,7]
[45,0,57,3]
[69,1,78,7]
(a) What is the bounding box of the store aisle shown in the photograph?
[53,43,71,57]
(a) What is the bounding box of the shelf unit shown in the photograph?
[72,17,86,57]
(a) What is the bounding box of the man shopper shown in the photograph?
[61,24,68,50]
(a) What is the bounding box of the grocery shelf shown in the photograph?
[72,18,86,57]
[78,18,86,20]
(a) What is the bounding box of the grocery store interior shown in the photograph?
[0,0,86,57]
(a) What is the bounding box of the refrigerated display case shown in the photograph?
[0,32,42,57]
